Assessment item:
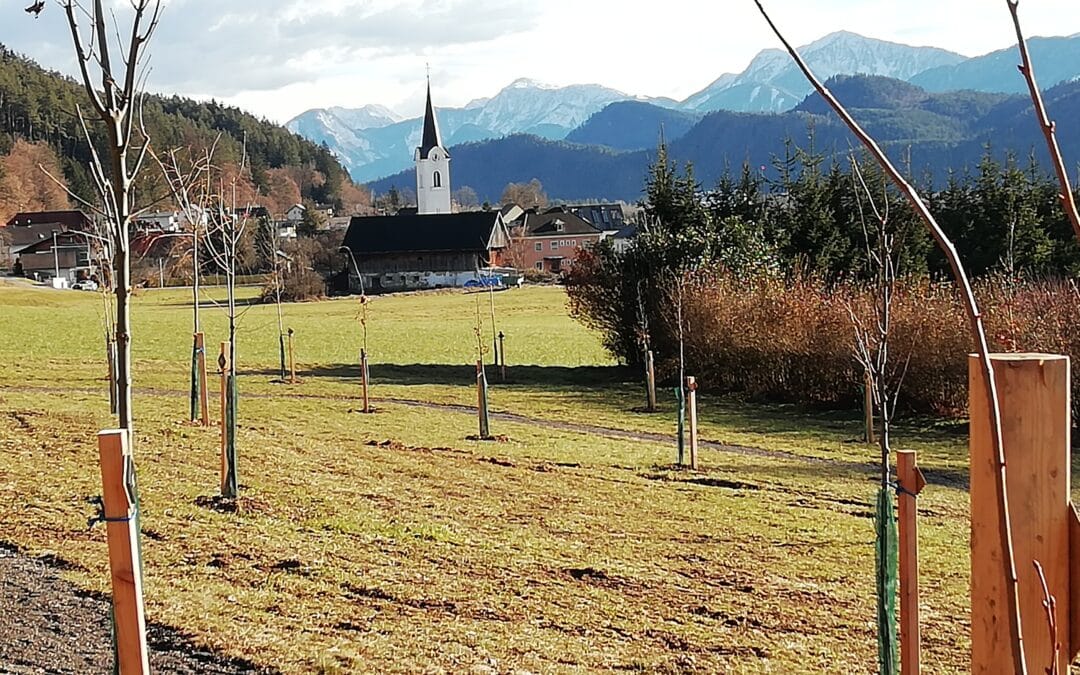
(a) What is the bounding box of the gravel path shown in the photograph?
[0,545,272,674]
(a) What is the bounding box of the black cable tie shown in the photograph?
[86,495,138,529]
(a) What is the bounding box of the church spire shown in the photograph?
[418,74,443,158]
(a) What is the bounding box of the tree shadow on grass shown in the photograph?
[299,362,639,389]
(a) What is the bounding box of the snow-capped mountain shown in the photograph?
[682,31,966,113]
[287,78,650,181]
[286,30,1080,183]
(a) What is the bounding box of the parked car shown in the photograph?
[463,275,502,289]
[71,280,99,291]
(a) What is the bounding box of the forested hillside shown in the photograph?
[0,45,368,225]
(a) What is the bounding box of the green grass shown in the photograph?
[0,283,977,672]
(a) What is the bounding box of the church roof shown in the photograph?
[418,80,444,158]
[342,212,507,255]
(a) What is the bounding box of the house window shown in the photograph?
[551,241,558,250]
[433,171,442,188]
[535,262,543,270]
[534,242,542,251]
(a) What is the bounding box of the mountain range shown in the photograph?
[288,30,1080,186]
[368,74,1080,204]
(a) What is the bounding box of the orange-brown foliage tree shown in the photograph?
[0,140,71,224]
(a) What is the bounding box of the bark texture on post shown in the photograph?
[970,354,1071,675]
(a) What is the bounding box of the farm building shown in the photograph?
[340,211,510,292]
[518,207,604,274]
[4,210,95,275]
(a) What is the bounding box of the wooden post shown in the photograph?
[360,348,370,414]
[897,450,926,675]
[476,360,491,440]
[96,430,150,675]
[970,354,1071,674]
[498,331,506,382]
[864,370,875,444]
[687,376,699,470]
[645,350,657,412]
[195,332,209,427]
[287,328,296,384]
[218,342,230,495]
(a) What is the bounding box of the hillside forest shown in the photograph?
[0,45,370,228]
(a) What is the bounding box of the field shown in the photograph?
[0,281,979,673]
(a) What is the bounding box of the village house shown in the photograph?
[338,78,510,292]
[4,210,95,277]
[566,203,626,232]
[517,207,604,274]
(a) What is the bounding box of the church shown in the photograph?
[340,80,510,293]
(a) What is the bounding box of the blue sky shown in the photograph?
[2,0,1078,123]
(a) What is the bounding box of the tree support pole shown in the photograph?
[864,370,876,444]
[686,376,699,470]
[476,360,491,440]
[897,450,926,675]
[195,332,209,427]
[96,429,149,675]
[676,383,686,466]
[360,349,370,414]
[287,328,296,385]
[970,354,1073,674]
[645,350,657,412]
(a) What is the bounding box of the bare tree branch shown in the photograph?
[1007,0,1080,243]
[753,3,1028,673]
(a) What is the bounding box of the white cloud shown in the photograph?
[2,0,1079,122]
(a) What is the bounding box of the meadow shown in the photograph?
[0,281,979,673]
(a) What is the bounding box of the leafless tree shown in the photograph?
[56,0,163,435]
[753,2,1027,672]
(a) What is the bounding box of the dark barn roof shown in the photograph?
[5,210,91,229]
[342,212,505,255]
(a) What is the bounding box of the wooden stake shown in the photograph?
[96,430,150,675]
[970,353,1071,674]
[864,370,875,444]
[897,450,926,675]
[195,332,209,427]
[218,342,230,495]
[287,328,296,384]
[687,376,699,470]
[645,350,657,412]
[360,349,370,414]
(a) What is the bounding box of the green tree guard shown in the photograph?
[676,385,686,466]
[223,374,239,498]
[189,336,200,422]
[875,486,899,675]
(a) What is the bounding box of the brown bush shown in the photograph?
[675,271,1080,417]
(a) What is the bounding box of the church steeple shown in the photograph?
[415,73,452,215]
[418,77,443,159]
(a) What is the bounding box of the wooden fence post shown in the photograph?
[645,350,657,412]
[970,354,1072,674]
[218,342,230,496]
[96,430,150,675]
[360,348,371,414]
[687,376,699,470]
[287,328,296,385]
[897,450,926,675]
[676,383,686,466]
[864,370,875,444]
[476,360,491,440]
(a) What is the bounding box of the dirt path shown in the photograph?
[0,545,271,674]
[5,382,876,472]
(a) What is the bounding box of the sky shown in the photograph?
[2,0,1079,124]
